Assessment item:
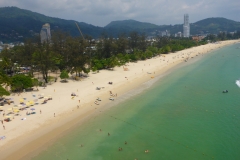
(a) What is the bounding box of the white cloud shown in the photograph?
[0,0,239,26]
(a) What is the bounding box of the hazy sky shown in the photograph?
[0,0,239,27]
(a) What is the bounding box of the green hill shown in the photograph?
[104,19,160,36]
[191,17,240,34]
[0,7,102,42]
[0,7,240,42]
[104,18,240,36]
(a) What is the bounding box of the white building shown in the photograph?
[160,30,170,37]
[40,23,51,43]
[183,14,190,37]
[175,32,182,37]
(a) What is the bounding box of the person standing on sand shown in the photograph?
[3,125,5,130]
[40,110,42,114]
[1,120,3,124]
[54,113,55,117]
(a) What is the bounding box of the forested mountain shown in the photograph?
[0,7,240,42]
[191,17,240,34]
[104,20,160,36]
[0,7,102,42]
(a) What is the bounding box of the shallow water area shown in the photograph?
[32,43,240,160]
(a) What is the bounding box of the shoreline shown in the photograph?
[1,40,239,160]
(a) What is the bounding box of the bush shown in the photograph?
[0,86,10,96]
[11,74,33,91]
[60,70,69,80]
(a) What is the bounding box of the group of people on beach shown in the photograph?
[1,111,7,130]
[1,119,5,130]
[109,91,117,97]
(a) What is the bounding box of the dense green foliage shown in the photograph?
[1,7,240,42]
[0,30,209,85]
[0,26,238,92]
[60,70,69,80]
[11,74,33,91]
[0,58,10,95]
[0,85,10,96]
[204,31,240,41]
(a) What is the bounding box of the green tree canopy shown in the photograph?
[60,70,69,80]
[0,85,10,96]
[11,74,33,91]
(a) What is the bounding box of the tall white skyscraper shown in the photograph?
[40,23,51,43]
[183,14,190,37]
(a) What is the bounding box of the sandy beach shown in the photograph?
[0,40,239,160]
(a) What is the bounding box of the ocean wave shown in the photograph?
[236,80,240,88]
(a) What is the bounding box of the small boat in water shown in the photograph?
[236,80,240,88]
[222,90,228,93]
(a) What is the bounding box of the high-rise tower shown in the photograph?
[40,23,51,43]
[183,14,190,37]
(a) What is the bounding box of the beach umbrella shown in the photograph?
[30,108,35,111]
[13,109,20,113]
[19,98,24,103]
[8,108,13,111]
[26,102,31,107]
[29,100,35,106]
[13,106,19,110]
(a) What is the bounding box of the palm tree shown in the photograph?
[0,57,11,86]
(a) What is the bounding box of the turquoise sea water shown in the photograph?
[33,44,240,160]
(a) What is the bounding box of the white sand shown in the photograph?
[0,40,239,159]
